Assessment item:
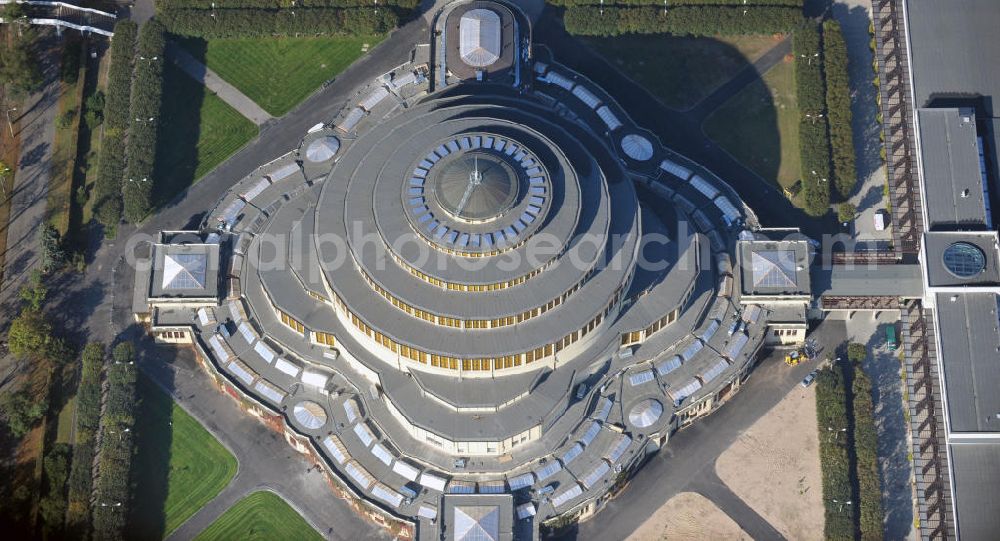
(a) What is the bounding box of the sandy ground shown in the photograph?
[627,492,751,541]
[715,383,824,541]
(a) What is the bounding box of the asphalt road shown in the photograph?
[36,7,852,540]
[572,318,846,541]
[141,346,392,541]
[533,11,840,240]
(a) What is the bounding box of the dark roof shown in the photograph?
[924,231,1000,287]
[935,293,1000,433]
[949,443,1000,540]
[916,109,990,229]
[907,0,1000,109]
[810,264,923,297]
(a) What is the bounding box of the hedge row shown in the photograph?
[122,21,167,223]
[160,7,398,38]
[816,366,854,541]
[562,6,802,36]
[93,21,137,230]
[853,367,885,541]
[823,20,856,200]
[551,0,801,5]
[91,344,137,540]
[793,24,831,216]
[65,343,105,534]
[159,0,418,7]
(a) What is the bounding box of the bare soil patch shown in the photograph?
[627,491,751,541]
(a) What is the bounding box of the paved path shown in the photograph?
[575,318,847,541]
[141,346,391,541]
[687,35,793,122]
[34,8,848,540]
[691,470,788,541]
[845,311,916,541]
[36,13,429,539]
[834,0,893,246]
[166,42,274,126]
[0,32,60,324]
[534,14,840,240]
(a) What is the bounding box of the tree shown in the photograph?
[0,387,47,438]
[838,202,857,224]
[7,309,53,358]
[40,223,66,273]
[0,13,43,94]
[848,342,867,364]
[113,341,136,365]
[18,270,47,310]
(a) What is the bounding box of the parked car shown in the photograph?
[874,210,887,231]
[801,371,818,388]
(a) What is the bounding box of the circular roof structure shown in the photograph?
[628,399,663,428]
[943,241,987,278]
[433,152,518,221]
[293,401,327,429]
[621,134,654,161]
[306,136,340,163]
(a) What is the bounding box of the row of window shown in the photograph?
[619,281,696,347]
[278,309,305,335]
[263,269,625,373]
[307,272,627,372]
[359,263,597,331]
[387,242,549,292]
[314,331,336,347]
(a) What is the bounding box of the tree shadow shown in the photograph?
[124,337,181,541]
[151,53,208,209]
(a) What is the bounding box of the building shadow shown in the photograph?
[862,323,914,541]
[124,333,181,541]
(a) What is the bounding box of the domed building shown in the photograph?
[134,1,776,539]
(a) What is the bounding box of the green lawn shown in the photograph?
[54,395,76,444]
[180,35,385,117]
[154,62,258,205]
[703,58,801,190]
[128,374,238,539]
[582,34,784,110]
[194,491,323,541]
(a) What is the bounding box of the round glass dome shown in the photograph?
[292,401,328,430]
[305,136,340,163]
[628,399,664,428]
[943,241,986,278]
[433,152,518,222]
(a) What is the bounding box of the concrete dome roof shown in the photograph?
[433,152,518,221]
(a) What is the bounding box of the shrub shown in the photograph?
[848,341,867,363]
[66,344,105,534]
[122,20,167,223]
[160,7,399,38]
[815,366,854,541]
[91,344,138,540]
[793,24,831,216]
[838,202,857,224]
[853,368,884,541]
[824,20,856,200]
[562,6,804,36]
[93,21,138,229]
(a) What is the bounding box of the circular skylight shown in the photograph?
[292,401,328,429]
[942,241,986,278]
[620,134,654,161]
[628,399,663,428]
[305,136,340,163]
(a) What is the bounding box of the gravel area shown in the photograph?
[627,492,750,541]
[715,383,824,541]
